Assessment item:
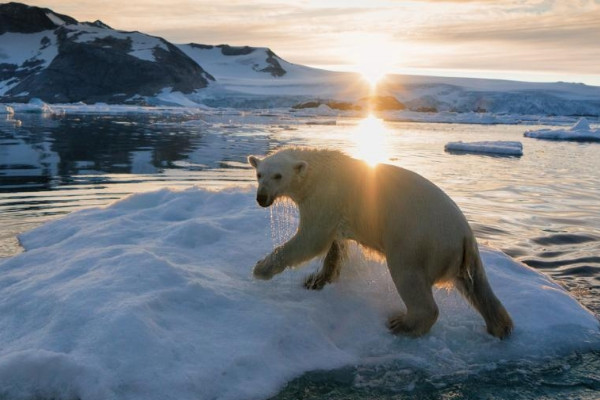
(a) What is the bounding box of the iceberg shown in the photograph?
[0,187,598,400]
[524,118,600,142]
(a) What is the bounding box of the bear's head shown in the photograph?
[248,152,308,207]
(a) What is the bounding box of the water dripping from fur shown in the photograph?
[269,198,298,248]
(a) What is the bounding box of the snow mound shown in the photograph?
[445,140,523,156]
[0,187,598,400]
[524,118,600,141]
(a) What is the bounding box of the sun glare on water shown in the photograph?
[351,115,391,166]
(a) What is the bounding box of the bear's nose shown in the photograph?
[256,194,269,207]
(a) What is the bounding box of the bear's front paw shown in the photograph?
[304,272,329,290]
[253,258,274,280]
[252,256,285,280]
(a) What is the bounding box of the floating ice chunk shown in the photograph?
[524,118,600,142]
[445,140,523,156]
[305,120,336,125]
[0,188,598,400]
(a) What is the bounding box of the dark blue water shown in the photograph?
[1,111,599,399]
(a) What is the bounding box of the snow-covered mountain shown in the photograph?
[177,42,370,107]
[1,2,599,116]
[382,75,600,116]
[180,44,290,78]
[0,2,213,103]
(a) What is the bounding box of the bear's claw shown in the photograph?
[387,314,419,337]
[303,273,329,290]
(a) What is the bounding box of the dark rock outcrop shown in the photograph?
[292,97,405,112]
[218,45,255,56]
[362,96,406,111]
[292,100,361,111]
[214,45,287,77]
[0,2,76,34]
[260,49,286,77]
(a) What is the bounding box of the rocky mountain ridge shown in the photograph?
[0,2,291,103]
[1,2,599,116]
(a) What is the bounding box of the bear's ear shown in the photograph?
[294,161,308,177]
[248,155,261,169]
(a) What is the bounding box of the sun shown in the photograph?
[350,36,395,89]
[357,54,389,89]
[351,114,391,166]
[360,67,387,88]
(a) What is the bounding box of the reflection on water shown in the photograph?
[1,112,600,399]
[0,113,274,191]
[0,113,279,258]
[350,114,391,166]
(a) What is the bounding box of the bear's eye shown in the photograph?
[273,173,282,180]
[257,173,262,179]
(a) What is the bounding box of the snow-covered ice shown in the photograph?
[524,118,600,142]
[445,141,523,156]
[5,100,211,116]
[3,99,589,128]
[0,187,598,400]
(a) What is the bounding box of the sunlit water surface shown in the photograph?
[1,112,599,399]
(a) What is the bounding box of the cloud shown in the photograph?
[395,0,600,75]
[412,5,600,45]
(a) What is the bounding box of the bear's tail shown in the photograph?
[454,237,514,339]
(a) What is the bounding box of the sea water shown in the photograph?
[0,112,599,399]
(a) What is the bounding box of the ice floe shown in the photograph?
[445,141,523,156]
[0,187,598,400]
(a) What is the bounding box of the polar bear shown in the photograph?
[248,147,513,339]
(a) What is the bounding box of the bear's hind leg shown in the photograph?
[387,266,439,337]
[455,269,513,339]
[304,240,346,290]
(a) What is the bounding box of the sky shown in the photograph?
[24,0,600,85]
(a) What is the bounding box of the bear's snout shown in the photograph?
[256,193,271,207]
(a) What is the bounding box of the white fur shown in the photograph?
[248,148,513,338]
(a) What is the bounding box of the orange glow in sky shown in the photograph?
[22,0,600,86]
